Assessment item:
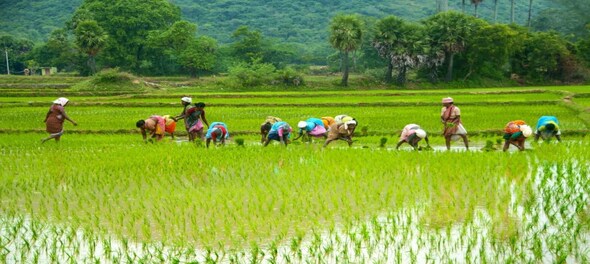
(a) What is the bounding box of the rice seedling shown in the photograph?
[1,85,589,262]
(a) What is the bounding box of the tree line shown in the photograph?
[1,0,589,87]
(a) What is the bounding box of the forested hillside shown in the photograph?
[2,0,556,45]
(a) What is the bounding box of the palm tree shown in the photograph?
[527,0,533,27]
[424,11,480,82]
[374,16,425,85]
[493,0,499,23]
[329,14,363,86]
[471,0,483,18]
[74,20,107,74]
[511,0,516,23]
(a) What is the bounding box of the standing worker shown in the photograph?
[323,119,357,147]
[503,120,533,151]
[294,118,327,141]
[260,116,282,143]
[263,121,292,146]
[174,98,209,142]
[534,116,562,142]
[205,122,229,148]
[395,124,430,150]
[42,97,77,143]
[441,97,469,150]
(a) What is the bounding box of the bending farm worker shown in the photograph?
[260,116,282,143]
[264,121,292,147]
[441,97,469,150]
[321,116,336,130]
[174,98,209,142]
[503,120,533,151]
[534,116,561,142]
[162,115,177,139]
[396,124,430,150]
[323,119,357,147]
[335,114,358,135]
[206,122,229,148]
[136,115,166,142]
[42,97,77,143]
[293,118,327,141]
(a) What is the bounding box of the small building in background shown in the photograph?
[40,67,58,76]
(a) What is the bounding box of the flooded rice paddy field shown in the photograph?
[0,134,588,263]
[1,82,589,262]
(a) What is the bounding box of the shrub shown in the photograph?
[228,60,277,87]
[275,67,304,86]
[91,68,134,85]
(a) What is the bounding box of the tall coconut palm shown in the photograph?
[424,11,481,82]
[471,0,483,18]
[329,14,363,86]
[462,0,466,13]
[374,16,426,85]
[511,0,516,23]
[74,20,107,75]
[493,0,499,23]
[527,0,533,27]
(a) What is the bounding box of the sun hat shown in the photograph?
[520,125,533,137]
[344,120,357,130]
[53,97,69,106]
[415,129,427,139]
[298,121,307,128]
[181,97,192,103]
[442,97,453,104]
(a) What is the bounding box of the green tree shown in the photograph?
[577,26,590,67]
[42,29,78,72]
[512,30,571,81]
[465,24,517,79]
[146,20,198,75]
[329,14,363,86]
[178,36,218,78]
[231,26,264,62]
[423,11,484,82]
[74,20,107,75]
[374,16,426,85]
[0,35,33,74]
[70,0,181,73]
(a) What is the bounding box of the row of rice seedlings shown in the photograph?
[0,92,563,105]
[0,135,588,262]
[0,104,584,133]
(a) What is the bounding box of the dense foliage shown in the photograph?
[0,0,589,85]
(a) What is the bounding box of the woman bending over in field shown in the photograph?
[396,124,430,150]
[264,121,292,146]
[534,116,562,142]
[42,97,77,143]
[136,115,175,142]
[294,118,327,141]
[323,120,357,147]
[260,116,282,143]
[206,122,229,148]
[503,120,532,151]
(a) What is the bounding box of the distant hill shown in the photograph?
[1,0,556,45]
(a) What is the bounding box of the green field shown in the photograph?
[0,77,589,263]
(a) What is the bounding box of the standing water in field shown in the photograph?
[1,158,588,263]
